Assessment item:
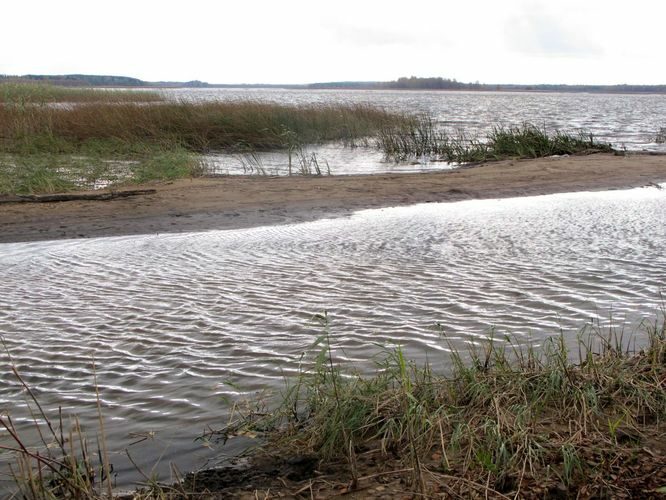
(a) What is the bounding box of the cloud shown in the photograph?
[327,23,418,47]
[506,5,603,58]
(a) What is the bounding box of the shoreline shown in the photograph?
[2,153,666,244]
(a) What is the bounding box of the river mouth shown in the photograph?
[1,186,665,490]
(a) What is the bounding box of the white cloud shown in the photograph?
[506,5,604,58]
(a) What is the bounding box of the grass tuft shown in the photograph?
[214,312,666,497]
[377,117,615,163]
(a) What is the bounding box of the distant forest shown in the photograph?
[2,74,665,94]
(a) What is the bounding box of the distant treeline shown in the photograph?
[0,74,206,88]
[309,76,666,93]
[2,74,146,87]
[2,74,665,94]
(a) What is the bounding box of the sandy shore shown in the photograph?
[1,153,666,243]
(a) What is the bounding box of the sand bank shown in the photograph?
[1,153,666,243]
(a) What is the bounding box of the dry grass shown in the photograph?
[0,101,404,155]
[0,82,163,104]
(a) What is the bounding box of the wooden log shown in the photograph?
[0,189,157,204]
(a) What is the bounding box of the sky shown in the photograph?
[2,0,665,85]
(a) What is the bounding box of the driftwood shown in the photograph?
[0,189,157,204]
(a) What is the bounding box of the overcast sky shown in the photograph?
[2,0,664,85]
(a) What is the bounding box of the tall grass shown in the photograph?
[0,101,404,155]
[0,101,401,193]
[217,312,666,497]
[377,116,615,163]
[0,82,163,104]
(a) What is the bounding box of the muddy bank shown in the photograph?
[2,153,666,243]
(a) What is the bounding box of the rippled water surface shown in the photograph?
[1,186,665,489]
[160,88,666,175]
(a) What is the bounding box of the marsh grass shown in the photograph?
[0,148,201,194]
[377,117,615,163]
[0,100,400,193]
[217,312,666,497]
[0,82,163,104]
[0,101,403,155]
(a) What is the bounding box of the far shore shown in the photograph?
[1,153,666,244]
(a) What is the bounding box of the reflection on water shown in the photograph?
[161,88,666,175]
[203,142,457,176]
[1,186,665,488]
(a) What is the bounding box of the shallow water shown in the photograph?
[162,88,666,175]
[1,186,665,489]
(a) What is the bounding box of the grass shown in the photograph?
[211,311,666,498]
[0,82,163,104]
[0,100,403,155]
[377,116,615,162]
[0,96,405,193]
[0,147,202,194]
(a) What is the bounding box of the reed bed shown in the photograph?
[0,101,403,155]
[0,82,163,104]
[377,116,615,162]
[0,100,403,193]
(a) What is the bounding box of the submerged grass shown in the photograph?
[213,312,666,498]
[377,116,615,163]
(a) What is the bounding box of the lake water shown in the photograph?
[161,88,666,175]
[1,184,665,490]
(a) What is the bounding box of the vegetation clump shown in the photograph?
[0,87,405,193]
[0,82,163,104]
[207,313,666,498]
[377,116,615,163]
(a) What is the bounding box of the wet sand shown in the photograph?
[1,153,666,243]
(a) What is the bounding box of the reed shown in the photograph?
[0,147,201,194]
[0,101,401,192]
[0,101,404,155]
[0,82,163,104]
[377,118,615,163]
